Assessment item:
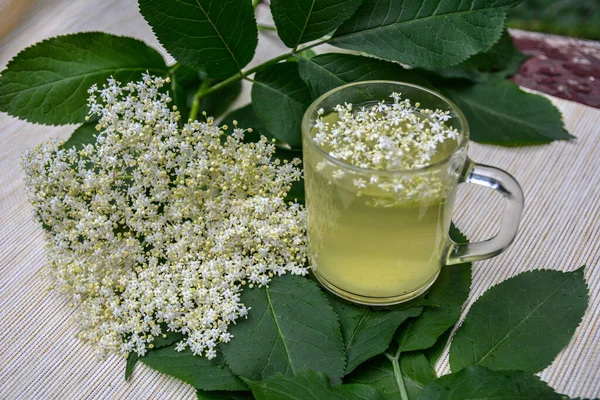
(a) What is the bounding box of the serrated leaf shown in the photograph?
[346,352,435,400]
[428,30,527,82]
[450,267,589,373]
[139,0,258,79]
[249,369,382,400]
[251,62,312,149]
[419,365,562,400]
[440,80,573,146]
[328,295,422,374]
[298,53,434,98]
[395,262,471,353]
[330,0,521,69]
[197,391,253,400]
[222,275,346,383]
[0,32,167,125]
[271,0,364,50]
[63,123,98,150]
[141,344,246,391]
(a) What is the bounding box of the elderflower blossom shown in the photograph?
[22,74,308,359]
[314,92,459,171]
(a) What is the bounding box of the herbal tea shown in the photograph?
[304,99,460,303]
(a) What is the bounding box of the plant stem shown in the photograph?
[386,350,409,400]
[188,78,212,122]
[252,0,261,8]
[199,38,328,99]
[258,24,277,31]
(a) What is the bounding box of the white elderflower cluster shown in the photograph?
[313,92,459,171]
[23,74,308,359]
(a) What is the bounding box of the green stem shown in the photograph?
[188,78,212,122]
[199,38,329,100]
[386,351,409,400]
[258,24,277,31]
[252,0,261,8]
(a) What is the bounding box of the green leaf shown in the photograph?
[298,53,434,98]
[428,30,527,82]
[328,295,422,374]
[139,0,258,79]
[346,352,435,400]
[0,32,167,125]
[440,80,573,146]
[270,0,364,50]
[419,366,562,399]
[222,275,346,383]
[395,262,471,353]
[251,62,312,149]
[125,353,138,381]
[197,391,253,400]
[248,369,382,400]
[330,0,521,68]
[141,345,246,391]
[63,123,98,151]
[450,267,589,373]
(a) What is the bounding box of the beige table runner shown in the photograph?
[1,1,599,398]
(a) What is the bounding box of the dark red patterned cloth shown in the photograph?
[511,30,600,109]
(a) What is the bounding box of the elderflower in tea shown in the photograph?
[23,74,308,359]
[304,92,465,303]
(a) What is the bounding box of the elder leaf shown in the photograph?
[450,267,589,373]
[298,53,434,98]
[139,0,258,79]
[248,369,382,400]
[346,352,436,400]
[141,345,246,391]
[330,0,521,69]
[270,0,364,50]
[440,80,573,145]
[419,366,562,399]
[429,30,528,82]
[0,32,166,125]
[328,295,422,374]
[222,275,346,384]
[252,62,312,149]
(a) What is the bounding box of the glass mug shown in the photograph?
[302,81,524,306]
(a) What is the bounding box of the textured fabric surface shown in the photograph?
[1,1,599,399]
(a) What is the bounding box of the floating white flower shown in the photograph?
[23,74,308,359]
[313,93,459,171]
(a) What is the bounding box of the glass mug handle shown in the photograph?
[445,159,525,265]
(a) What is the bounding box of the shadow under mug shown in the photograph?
[301,81,525,306]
